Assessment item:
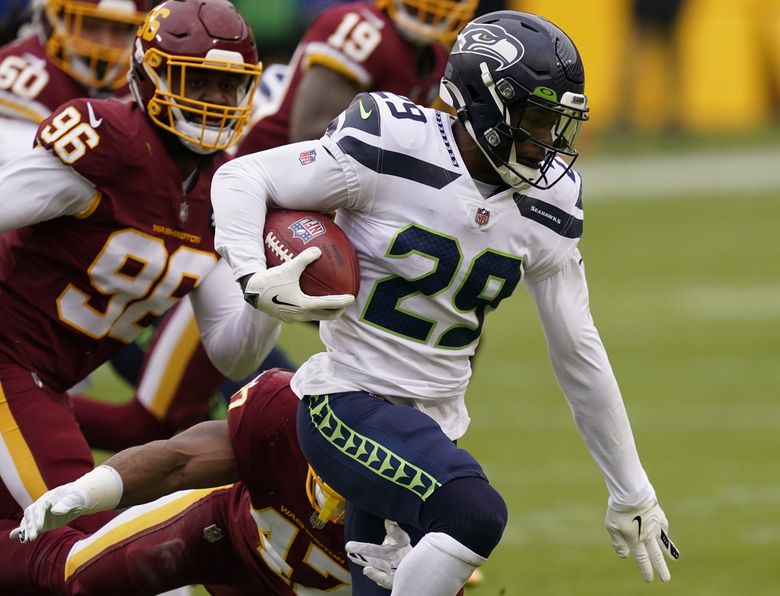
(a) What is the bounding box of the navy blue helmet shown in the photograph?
[440,11,589,189]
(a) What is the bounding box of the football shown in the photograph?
[264,209,360,297]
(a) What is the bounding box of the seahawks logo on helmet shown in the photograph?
[452,24,525,71]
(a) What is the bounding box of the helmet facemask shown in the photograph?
[134,42,261,154]
[442,61,588,190]
[440,13,590,190]
[42,0,145,91]
[380,0,477,45]
[305,466,345,529]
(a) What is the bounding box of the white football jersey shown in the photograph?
[288,92,584,439]
[213,92,655,506]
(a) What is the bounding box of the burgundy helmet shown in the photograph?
[376,0,477,44]
[128,0,262,154]
[38,0,148,91]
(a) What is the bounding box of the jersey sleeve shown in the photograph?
[0,116,40,166]
[324,91,458,190]
[525,250,655,508]
[0,44,55,124]
[519,164,585,282]
[191,259,281,380]
[0,146,98,233]
[301,5,391,88]
[34,98,141,186]
[212,137,360,279]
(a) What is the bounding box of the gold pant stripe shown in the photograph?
[65,485,231,581]
[0,381,49,502]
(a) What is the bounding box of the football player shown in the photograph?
[70,0,480,454]
[0,0,287,453]
[210,10,681,594]
[0,0,149,165]
[237,0,479,154]
[0,0,323,533]
[4,369,352,594]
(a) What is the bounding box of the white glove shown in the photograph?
[9,465,123,543]
[345,520,413,589]
[605,498,680,582]
[243,247,354,323]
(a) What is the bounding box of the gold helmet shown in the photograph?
[129,0,262,154]
[377,0,478,45]
[39,0,148,90]
[306,466,345,529]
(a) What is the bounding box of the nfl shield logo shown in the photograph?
[475,207,490,226]
[288,216,326,244]
[298,149,317,165]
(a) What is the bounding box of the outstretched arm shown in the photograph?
[109,420,238,507]
[526,248,679,581]
[526,248,653,506]
[11,421,238,542]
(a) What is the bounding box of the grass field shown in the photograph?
[88,183,780,595]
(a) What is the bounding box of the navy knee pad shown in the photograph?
[418,477,508,558]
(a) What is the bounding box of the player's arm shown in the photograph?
[289,64,362,142]
[110,420,238,505]
[0,117,41,167]
[525,248,679,581]
[0,147,97,233]
[190,259,282,379]
[526,248,653,505]
[211,139,355,278]
[211,138,358,321]
[10,420,238,543]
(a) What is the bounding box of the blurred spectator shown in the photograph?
[0,0,32,44]
[615,0,685,134]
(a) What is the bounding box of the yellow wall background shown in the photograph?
[510,0,780,133]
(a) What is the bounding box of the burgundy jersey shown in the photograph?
[237,1,447,155]
[0,35,126,124]
[226,369,350,594]
[0,98,226,391]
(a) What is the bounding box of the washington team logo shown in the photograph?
[289,217,326,244]
[452,24,525,70]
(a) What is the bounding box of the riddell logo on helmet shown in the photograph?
[452,24,525,70]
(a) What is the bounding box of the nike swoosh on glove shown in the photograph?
[605,498,680,582]
[345,520,413,589]
[243,246,354,323]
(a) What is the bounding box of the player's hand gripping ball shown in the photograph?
[264,210,360,297]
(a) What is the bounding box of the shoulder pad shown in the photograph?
[329,91,381,137]
[329,91,432,150]
[327,92,461,190]
[35,98,147,181]
[513,164,584,239]
[303,4,391,86]
[0,36,84,123]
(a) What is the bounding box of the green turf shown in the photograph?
[454,190,780,595]
[87,189,780,595]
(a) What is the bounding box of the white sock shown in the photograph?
[391,532,486,595]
